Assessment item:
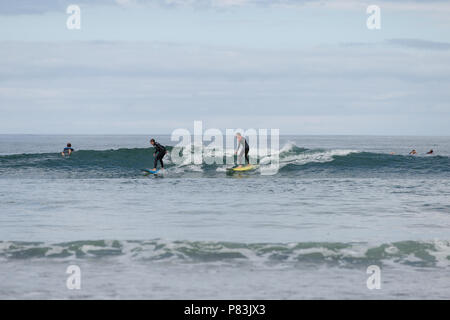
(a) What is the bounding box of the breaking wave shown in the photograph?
[1,239,450,268]
[0,143,448,178]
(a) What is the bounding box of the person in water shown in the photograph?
[234,133,249,168]
[409,149,417,155]
[61,143,74,156]
[427,149,434,155]
[150,138,167,171]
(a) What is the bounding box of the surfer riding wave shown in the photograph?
[234,133,249,168]
[150,138,167,172]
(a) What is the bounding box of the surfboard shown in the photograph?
[142,169,160,175]
[226,165,257,172]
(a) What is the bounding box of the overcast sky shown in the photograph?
[1,0,449,135]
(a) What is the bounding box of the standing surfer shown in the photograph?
[150,138,167,171]
[234,133,249,168]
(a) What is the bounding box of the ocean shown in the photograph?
[0,134,449,299]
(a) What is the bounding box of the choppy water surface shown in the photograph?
[0,135,449,299]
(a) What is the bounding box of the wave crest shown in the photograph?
[1,240,450,268]
[0,144,448,178]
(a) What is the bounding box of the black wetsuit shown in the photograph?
[153,142,166,169]
[237,138,249,164]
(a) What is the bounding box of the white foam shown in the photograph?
[260,148,358,170]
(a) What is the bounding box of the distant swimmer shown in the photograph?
[409,149,417,155]
[61,143,74,157]
[234,132,249,168]
[426,149,434,155]
[150,138,167,171]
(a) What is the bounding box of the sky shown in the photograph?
[0,0,450,135]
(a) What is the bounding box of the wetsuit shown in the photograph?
[153,142,166,169]
[237,137,249,164]
[63,147,74,155]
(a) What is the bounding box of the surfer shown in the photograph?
[61,143,74,157]
[234,133,249,168]
[150,139,167,171]
[426,149,434,155]
[409,149,417,155]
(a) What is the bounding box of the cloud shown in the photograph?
[0,0,307,15]
[2,0,450,15]
[340,39,450,51]
[3,40,450,82]
[0,0,85,15]
[1,40,449,134]
[386,39,450,51]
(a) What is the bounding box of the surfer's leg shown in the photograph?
[237,149,244,167]
[159,155,164,169]
[154,152,164,169]
[245,147,249,165]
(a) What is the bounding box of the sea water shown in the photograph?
[0,135,449,299]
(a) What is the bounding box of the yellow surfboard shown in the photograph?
[227,165,257,172]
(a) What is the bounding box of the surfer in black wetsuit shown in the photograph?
[234,133,249,168]
[150,139,167,171]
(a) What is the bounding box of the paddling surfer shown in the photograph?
[61,143,74,157]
